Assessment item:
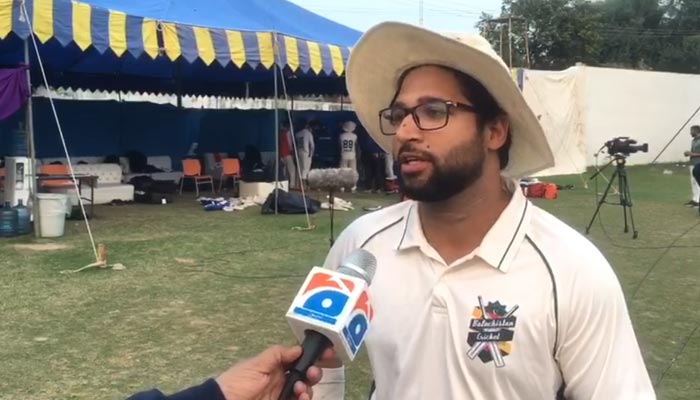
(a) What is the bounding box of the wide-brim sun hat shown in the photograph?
[346,22,554,178]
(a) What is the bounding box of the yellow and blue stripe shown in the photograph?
[0,0,352,75]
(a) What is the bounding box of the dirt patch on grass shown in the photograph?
[14,244,71,251]
[174,258,196,264]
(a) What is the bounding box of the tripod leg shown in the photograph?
[586,170,618,234]
[618,171,629,234]
[620,173,639,239]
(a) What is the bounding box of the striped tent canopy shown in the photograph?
[0,0,358,76]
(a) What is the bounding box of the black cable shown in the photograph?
[589,153,700,250]
[183,267,306,281]
[180,254,308,281]
[654,321,700,387]
[172,243,318,281]
[629,219,700,300]
[187,244,302,264]
[650,103,700,165]
[587,175,700,388]
[586,170,700,297]
[596,214,700,250]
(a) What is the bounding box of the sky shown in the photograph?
[287,0,504,34]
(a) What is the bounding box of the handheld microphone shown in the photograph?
[279,249,377,400]
[307,168,358,192]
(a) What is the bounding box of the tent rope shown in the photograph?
[273,33,314,230]
[21,1,100,262]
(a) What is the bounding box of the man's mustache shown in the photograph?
[397,144,436,163]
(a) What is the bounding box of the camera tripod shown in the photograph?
[585,155,639,239]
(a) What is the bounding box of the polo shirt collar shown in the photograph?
[395,179,532,273]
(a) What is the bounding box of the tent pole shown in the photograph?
[176,59,182,108]
[273,34,279,215]
[24,40,40,238]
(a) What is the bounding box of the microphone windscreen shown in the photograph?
[307,168,328,190]
[307,168,358,191]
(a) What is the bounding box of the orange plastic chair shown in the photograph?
[218,158,241,192]
[39,164,73,188]
[180,159,214,196]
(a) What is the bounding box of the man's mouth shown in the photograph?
[398,152,430,163]
[399,152,432,174]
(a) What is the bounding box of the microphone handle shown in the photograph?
[278,330,332,400]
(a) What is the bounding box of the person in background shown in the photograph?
[358,127,385,193]
[279,120,296,188]
[127,345,333,400]
[338,121,359,191]
[294,118,315,189]
[683,125,700,207]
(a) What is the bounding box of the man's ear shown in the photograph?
[485,116,510,151]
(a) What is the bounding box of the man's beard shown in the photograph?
[397,138,485,202]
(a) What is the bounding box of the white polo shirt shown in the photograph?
[318,179,655,400]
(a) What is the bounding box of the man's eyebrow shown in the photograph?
[391,96,447,107]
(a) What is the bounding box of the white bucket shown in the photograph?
[37,193,68,238]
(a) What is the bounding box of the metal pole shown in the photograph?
[418,0,424,26]
[273,34,279,215]
[524,24,531,69]
[24,40,40,237]
[273,65,279,214]
[499,25,503,60]
[508,15,513,68]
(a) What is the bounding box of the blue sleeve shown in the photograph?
[126,379,226,400]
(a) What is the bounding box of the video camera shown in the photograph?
[605,137,649,156]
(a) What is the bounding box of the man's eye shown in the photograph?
[389,110,407,124]
[421,104,447,119]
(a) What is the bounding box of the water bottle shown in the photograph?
[0,201,18,237]
[9,126,28,157]
[15,199,31,235]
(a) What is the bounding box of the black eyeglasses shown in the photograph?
[378,100,477,135]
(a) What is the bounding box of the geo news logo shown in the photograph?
[293,271,374,356]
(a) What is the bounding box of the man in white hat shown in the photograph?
[315,23,655,400]
[338,121,359,190]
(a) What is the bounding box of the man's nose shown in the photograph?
[396,114,423,144]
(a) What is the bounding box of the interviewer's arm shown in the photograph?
[127,379,224,400]
[127,346,321,400]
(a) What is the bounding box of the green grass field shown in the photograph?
[1,163,699,399]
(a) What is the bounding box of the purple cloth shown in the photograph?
[0,66,29,121]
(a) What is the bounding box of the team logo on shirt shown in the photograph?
[466,296,519,368]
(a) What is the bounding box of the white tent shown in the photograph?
[520,66,700,177]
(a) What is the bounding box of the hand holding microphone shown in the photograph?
[215,345,334,400]
[279,249,377,400]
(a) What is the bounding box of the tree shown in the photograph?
[478,0,604,70]
[478,0,700,73]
